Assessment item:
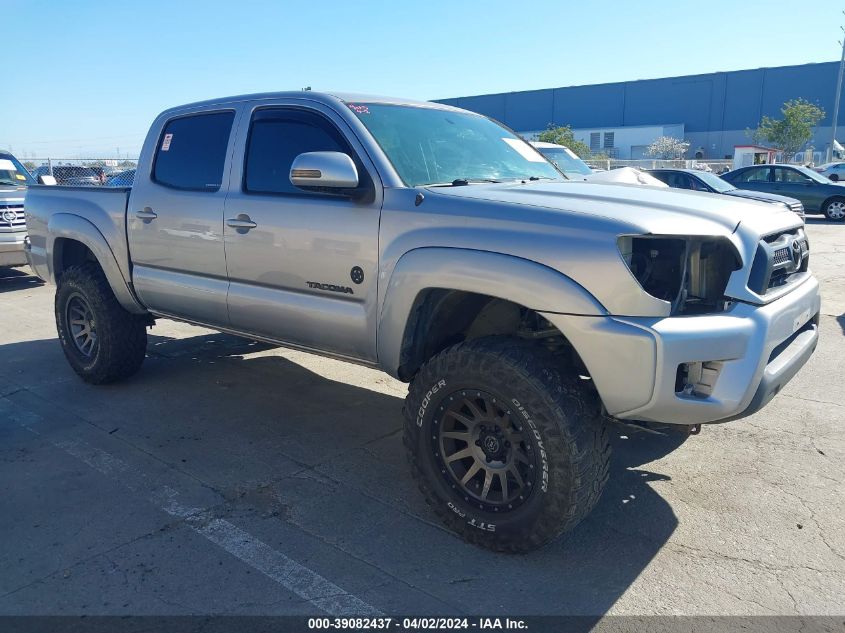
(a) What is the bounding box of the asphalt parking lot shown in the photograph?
[1,218,843,619]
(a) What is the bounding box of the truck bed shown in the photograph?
[25,185,133,284]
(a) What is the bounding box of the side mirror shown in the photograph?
[37,175,57,185]
[290,152,359,192]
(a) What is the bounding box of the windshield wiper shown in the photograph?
[427,178,501,187]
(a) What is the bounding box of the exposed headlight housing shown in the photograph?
[618,235,741,315]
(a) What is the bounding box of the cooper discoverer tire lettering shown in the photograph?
[403,337,611,553]
[55,262,148,384]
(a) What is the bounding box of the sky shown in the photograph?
[3,0,844,158]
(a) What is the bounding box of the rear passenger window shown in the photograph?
[153,111,235,191]
[244,109,352,195]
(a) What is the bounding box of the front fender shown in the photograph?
[376,247,606,378]
[47,213,147,315]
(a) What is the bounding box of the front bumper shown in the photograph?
[543,275,821,425]
[0,231,28,267]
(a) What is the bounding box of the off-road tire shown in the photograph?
[823,196,845,221]
[55,262,147,384]
[403,337,611,553]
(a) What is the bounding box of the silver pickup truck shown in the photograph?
[0,152,33,268]
[25,92,821,552]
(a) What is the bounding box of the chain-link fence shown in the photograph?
[22,158,139,186]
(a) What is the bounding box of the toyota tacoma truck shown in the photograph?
[24,92,821,552]
[0,151,34,268]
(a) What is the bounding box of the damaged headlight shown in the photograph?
[618,235,741,314]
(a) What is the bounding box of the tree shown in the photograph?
[751,98,825,162]
[646,136,690,160]
[537,125,592,158]
[22,161,36,172]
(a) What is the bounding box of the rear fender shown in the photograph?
[48,213,147,314]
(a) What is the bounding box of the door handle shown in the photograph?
[226,215,258,231]
[136,207,157,220]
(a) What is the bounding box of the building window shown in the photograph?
[603,132,614,149]
[590,132,600,153]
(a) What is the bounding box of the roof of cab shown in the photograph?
[158,91,465,117]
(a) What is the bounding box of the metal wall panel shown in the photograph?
[438,62,841,138]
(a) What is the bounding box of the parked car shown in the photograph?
[530,141,594,180]
[88,165,120,184]
[0,151,32,268]
[105,169,136,187]
[814,162,845,181]
[25,92,819,552]
[649,168,805,218]
[721,164,845,220]
[30,165,101,186]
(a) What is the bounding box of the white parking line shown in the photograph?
[1,397,381,616]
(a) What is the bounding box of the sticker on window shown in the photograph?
[161,133,173,151]
[502,138,546,162]
[15,174,25,180]
[347,104,370,115]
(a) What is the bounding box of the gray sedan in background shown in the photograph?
[649,168,805,218]
[721,164,845,220]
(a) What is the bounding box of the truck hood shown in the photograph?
[425,180,798,237]
[0,185,27,200]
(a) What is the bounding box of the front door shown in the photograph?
[770,167,822,209]
[730,166,773,193]
[128,108,239,326]
[223,104,382,362]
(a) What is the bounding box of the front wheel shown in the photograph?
[55,262,148,384]
[823,197,845,221]
[403,338,610,553]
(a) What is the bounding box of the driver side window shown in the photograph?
[243,109,356,196]
[773,168,810,183]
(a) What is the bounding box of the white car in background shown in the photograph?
[530,141,595,180]
[531,141,667,187]
[815,162,845,182]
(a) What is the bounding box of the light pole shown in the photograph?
[829,20,845,163]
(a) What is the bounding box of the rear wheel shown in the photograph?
[55,262,148,384]
[404,337,610,553]
[823,196,845,221]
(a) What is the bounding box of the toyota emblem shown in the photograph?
[791,239,802,266]
[2,210,17,223]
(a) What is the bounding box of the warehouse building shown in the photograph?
[435,62,841,161]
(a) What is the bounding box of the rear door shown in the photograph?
[222,102,383,361]
[128,108,240,326]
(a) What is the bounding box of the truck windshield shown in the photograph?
[0,154,35,186]
[347,103,562,186]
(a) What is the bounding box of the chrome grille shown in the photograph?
[772,247,791,264]
[0,203,25,231]
[749,228,809,294]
